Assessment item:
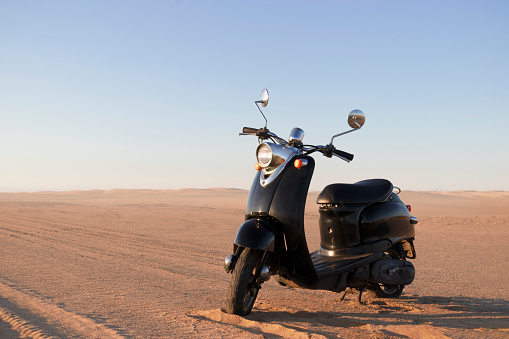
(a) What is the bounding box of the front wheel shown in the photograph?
[225,248,264,315]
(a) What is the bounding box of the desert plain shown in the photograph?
[0,188,508,338]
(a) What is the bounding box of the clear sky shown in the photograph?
[1,1,508,192]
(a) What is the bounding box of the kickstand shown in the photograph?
[339,286,366,303]
[339,288,350,301]
[357,286,365,304]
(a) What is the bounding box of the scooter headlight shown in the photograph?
[256,143,272,168]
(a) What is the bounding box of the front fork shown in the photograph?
[224,247,272,283]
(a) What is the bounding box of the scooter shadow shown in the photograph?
[189,295,508,338]
[339,294,508,328]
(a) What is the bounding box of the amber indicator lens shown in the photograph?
[294,159,303,169]
[255,163,262,171]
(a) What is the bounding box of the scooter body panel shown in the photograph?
[318,193,414,254]
[360,200,415,243]
[245,155,318,283]
[318,205,364,250]
[245,171,280,218]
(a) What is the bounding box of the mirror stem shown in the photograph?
[329,127,361,145]
[255,102,268,129]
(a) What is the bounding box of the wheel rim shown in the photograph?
[242,282,259,313]
[242,264,260,313]
[380,284,401,295]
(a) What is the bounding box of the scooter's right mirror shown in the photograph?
[260,88,269,107]
[347,109,365,129]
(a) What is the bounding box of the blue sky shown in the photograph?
[1,1,508,192]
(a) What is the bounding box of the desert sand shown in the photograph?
[0,188,508,338]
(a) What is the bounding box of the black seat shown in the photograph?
[316,179,393,205]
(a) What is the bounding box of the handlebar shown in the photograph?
[240,127,287,145]
[333,148,354,161]
[241,128,354,162]
[242,127,259,134]
[303,144,354,162]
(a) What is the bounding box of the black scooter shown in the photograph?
[224,89,418,316]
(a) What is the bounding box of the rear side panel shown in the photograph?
[360,201,415,243]
[318,193,415,253]
[318,206,364,250]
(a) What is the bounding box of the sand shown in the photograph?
[0,188,508,338]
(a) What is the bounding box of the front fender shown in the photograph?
[234,219,281,252]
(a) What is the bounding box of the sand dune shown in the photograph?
[0,189,508,338]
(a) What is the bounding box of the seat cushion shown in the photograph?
[317,179,393,205]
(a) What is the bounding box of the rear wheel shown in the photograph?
[225,248,264,315]
[367,248,405,298]
[367,282,404,298]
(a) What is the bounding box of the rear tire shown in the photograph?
[367,282,404,298]
[367,248,405,298]
[225,248,263,316]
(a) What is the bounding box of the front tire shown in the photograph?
[225,248,264,316]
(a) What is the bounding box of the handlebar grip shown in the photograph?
[242,127,259,133]
[333,149,354,161]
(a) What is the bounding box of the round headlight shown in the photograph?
[256,143,272,168]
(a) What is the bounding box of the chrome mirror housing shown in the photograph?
[329,109,366,145]
[288,128,304,146]
[348,109,365,129]
[259,88,269,107]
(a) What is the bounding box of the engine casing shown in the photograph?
[370,258,415,285]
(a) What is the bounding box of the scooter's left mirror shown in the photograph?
[259,88,269,107]
[348,109,365,129]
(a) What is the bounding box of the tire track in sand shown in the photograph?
[0,305,54,339]
[0,282,125,338]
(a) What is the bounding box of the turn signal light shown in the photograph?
[406,205,411,212]
[294,159,303,169]
[255,163,262,171]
